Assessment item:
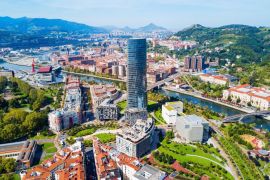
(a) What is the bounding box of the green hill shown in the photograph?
[175,24,270,64]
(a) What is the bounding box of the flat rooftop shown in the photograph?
[0,141,25,154]
[133,164,165,180]
[118,118,154,143]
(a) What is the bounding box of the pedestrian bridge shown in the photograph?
[222,111,270,123]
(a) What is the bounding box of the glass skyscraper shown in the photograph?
[127,38,147,109]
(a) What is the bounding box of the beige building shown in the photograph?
[223,84,270,110]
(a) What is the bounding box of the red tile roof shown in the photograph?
[38,66,52,73]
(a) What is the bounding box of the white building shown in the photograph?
[175,115,209,143]
[223,84,270,110]
[162,101,183,125]
[199,74,228,85]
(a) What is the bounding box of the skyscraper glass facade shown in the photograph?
[127,38,147,109]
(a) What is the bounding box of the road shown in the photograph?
[147,72,183,91]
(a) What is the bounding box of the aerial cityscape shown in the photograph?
[0,1,270,180]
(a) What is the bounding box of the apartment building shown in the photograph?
[223,84,270,110]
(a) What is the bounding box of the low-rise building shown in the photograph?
[162,101,183,125]
[223,84,270,110]
[0,140,37,169]
[93,138,121,180]
[93,137,165,180]
[37,66,54,82]
[90,84,119,112]
[199,74,228,85]
[21,141,85,180]
[175,115,209,143]
[116,118,155,158]
[132,164,166,180]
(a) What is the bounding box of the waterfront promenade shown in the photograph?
[163,86,255,114]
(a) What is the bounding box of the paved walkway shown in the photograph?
[185,154,230,172]
[210,138,239,179]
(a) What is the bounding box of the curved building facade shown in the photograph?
[127,38,147,109]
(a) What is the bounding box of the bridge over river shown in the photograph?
[222,111,270,123]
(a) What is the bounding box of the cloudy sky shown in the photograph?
[0,0,269,30]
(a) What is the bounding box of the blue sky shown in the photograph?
[0,0,269,30]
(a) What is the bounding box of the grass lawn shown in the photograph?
[153,109,166,124]
[117,101,127,114]
[155,140,233,179]
[263,162,270,175]
[30,134,56,140]
[13,174,20,180]
[38,142,57,164]
[159,142,224,166]
[118,100,159,114]
[95,133,116,143]
[42,142,57,154]
[75,128,96,137]
[148,100,157,106]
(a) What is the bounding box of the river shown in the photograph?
[65,72,270,130]
[159,89,270,131]
[0,59,32,72]
[2,60,269,131]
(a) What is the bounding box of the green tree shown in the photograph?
[1,124,20,142]
[32,101,41,111]
[0,97,8,112]
[2,109,28,124]
[3,158,16,173]
[29,89,38,103]
[0,76,7,93]
[8,98,20,108]
[23,112,40,132]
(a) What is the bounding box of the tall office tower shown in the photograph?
[127,38,147,109]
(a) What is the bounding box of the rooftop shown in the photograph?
[178,115,208,126]
[37,66,52,73]
[22,141,85,180]
[133,164,166,180]
[117,118,154,143]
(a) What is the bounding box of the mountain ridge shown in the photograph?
[0,16,107,34]
[102,23,169,32]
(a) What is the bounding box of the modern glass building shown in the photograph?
[127,38,147,109]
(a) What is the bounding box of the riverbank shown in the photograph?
[163,86,254,114]
[0,57,33,67]
[0,59,32,72]
[62,70,126,82]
